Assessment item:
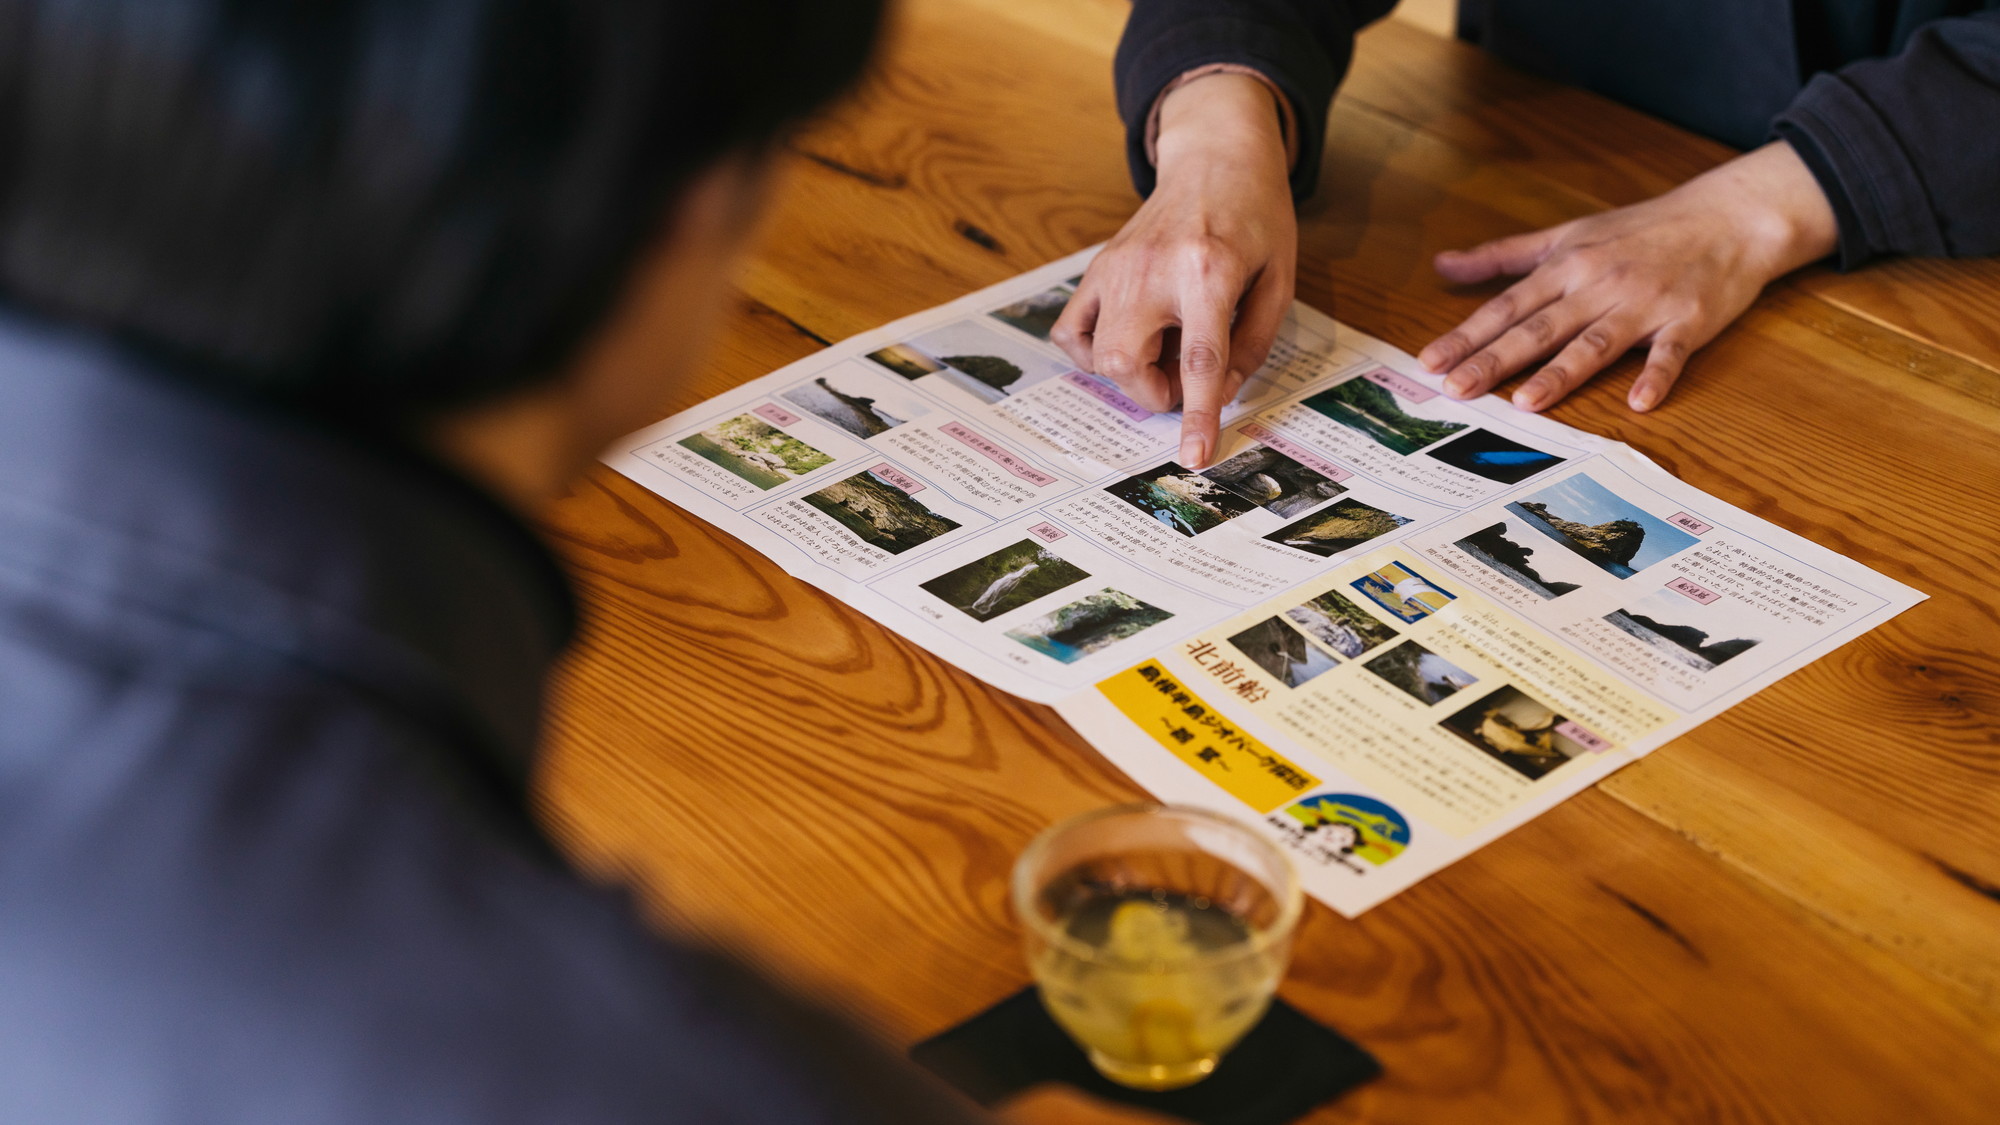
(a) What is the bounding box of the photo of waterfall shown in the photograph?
[918,538,1090,622]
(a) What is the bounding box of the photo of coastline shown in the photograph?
[677,414,834,490]
[1006,588,1173,664]
[986,286,1073,341]
[919,538,1089,622]
[1364,641,1477,704]
[1605,587,1761,671]
[1299,376,1466,455]
[866,343,944,380]
[905,320,1069,403]
[782,364,932,441]
[1352,561,1454,623]
[801,469,961,555]
[1228,616,1340,688]
[1283,588,1397,659]
[1439,685,1591,780]
[1454,518,1589,599]
[1200,443,1348,519]
[1506,474,1700,578]
[1264,498,1409,557]
[1105,462,1259,536]
[1423,428,1565,484]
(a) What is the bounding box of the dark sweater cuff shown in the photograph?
[1116,15,1343,199]
[1771,72,1947,270]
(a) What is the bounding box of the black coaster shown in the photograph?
[911,988,1380,1125]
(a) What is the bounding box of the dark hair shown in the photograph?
[0,0,882,411]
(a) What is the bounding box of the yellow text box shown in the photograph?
[1098,662,1319,813]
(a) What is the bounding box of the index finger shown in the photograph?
[1174,285,1236,469]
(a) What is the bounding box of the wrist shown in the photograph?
[1709,142,1840,278]
[1153,73,1289,186]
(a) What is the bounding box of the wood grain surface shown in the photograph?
[535,4,2000,1121]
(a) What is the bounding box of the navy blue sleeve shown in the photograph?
[0,631,990,1125]
[1114,0,1399,199]
[1773,11,2000,268]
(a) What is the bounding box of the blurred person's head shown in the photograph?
[0,0,883,507]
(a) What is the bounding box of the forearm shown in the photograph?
[1772,11,2000,266]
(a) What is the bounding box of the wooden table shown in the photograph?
[537,3,2000,1120]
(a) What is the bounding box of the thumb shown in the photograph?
[1435,226,1560,284]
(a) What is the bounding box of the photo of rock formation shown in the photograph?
[1200,443,1348,518]
[1106,462,1260,536]
[1505,473,1699,578]
[986,285,1073,341]
[1265,498,1410,557]
[1438,685,1589,780]
[1299,376,1466,455]
[801,469,961,555]
[1227,616,1340,688]
[919,538,1089,622]
[1422,427,1565,484]
[906,320,1068,403]
[1606,609,1759,669]
[782,364,932,441]
[1005,588,1173,664]
[678,414,834,490]
[1283,588,1397,659]
[1603,587,1760,671]
[1455,520,1582,599]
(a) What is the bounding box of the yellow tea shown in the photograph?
[1032,883,1284,1090]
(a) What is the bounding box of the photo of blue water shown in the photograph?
[1422,427,1566,484]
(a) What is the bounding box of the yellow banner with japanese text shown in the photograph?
[1097,662,1319,813]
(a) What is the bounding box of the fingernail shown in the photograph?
[1418,349,1443,372]
[1630,385,1661,412]
[1513,384,1547,411]
[1179,433,1209,470]
[1444,375,1474,397]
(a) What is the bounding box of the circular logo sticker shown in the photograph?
[1282,793,1411,865]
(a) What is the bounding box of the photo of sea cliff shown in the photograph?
[1299,376,1466,455]
[1605,588,1761,671]
[1283,588,1397,659]
[1422,428,1565,484]
[1106,461,1259,536]
[678,414,834,490]
[782,364,932,441]
[919,538,1089,622]
[1227,616,1340,688]
[1200,442,1347,519]
[1505,473,1699,578]
[1265,498,1409,557]
[1005,588,1173,664]
[1455,518,1586,599]
[801,469,961,555]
